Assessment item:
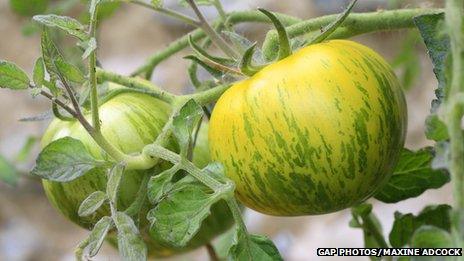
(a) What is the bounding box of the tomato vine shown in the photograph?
[0,0,462,260]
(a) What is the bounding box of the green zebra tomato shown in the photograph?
[209,40,407,216]
[41,84,233,257]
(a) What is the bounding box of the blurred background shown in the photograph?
[0,0,450,260]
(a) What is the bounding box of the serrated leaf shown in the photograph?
[374,148,449,203]
[33,14,88,40]
[414,13,448,110]
[55,59,85,83]
[0,60,30,90]
[78,191,108,217]
[389,204,451,247]
[410,225,453,248]
[230,230,283,261]
[147,179,222,247]
[173,99,203,157]
[113,212,147,261]
[87,216,113,257]
[82,37,97,59]
[33,58,45,88]
[147,165,180,204]
[106,162,125,205]
[0,155,18,186]
[31,137,109,182]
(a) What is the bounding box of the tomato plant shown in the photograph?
[0,0,463,260]
[209,40,407,215]
[41,86,234,257]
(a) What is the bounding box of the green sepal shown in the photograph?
[258,8,291,60]
[307,0,358,45]
[188,35,236,67]
[240,43,266,77]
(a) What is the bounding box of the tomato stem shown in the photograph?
[96,68,178,104]
[88,0,101,132]
[444,0,464,249]
[261,8,443,61]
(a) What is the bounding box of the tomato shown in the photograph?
[41,84,233,257]
[209,40,407,216]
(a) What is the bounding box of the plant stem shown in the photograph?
[445,0,464,248]
[185,0,239,59]
[181,84,230,105]
[212,0,226,21]
[39,89,77,118]
[129,0,200,27]
[261,8,443,61]
[89,1,100,131]
[96,68,177,104]
[143,144,224,191]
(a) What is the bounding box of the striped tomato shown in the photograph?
[209,40,407,216]
[41,85,233,257]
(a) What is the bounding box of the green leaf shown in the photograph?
[33,58,45,88]
[374,148,449,203]
[87,216,113,257]
[9,0,49,17]
[425,114,449,141]
[0,155,18,186]
[389,204,451,247]
[31,137,109,182]
[147,178,222,247]
[172,99,203,157]
[147,164,180,204]
[55,59,86,83]
[106,162,125,205]
[81,37,97,59]
[15,136,38,162]
[410,225,453,248]
[230,230,283,261]
[214,226,238,260]
[40,29,64,92]
[178,0,215,7]
[414,12,448,110]
[0,60,30,90]
[113,212,147,261]
[78,191,108,217]
[33,14,89,40]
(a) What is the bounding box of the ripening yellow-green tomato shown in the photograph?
[209,40,407,216]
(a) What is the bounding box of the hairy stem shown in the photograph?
[96,68,177,104]
[185,0,239,59]
[89,2,100,131]
[445,0,464,248]
[262,8,442,61]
